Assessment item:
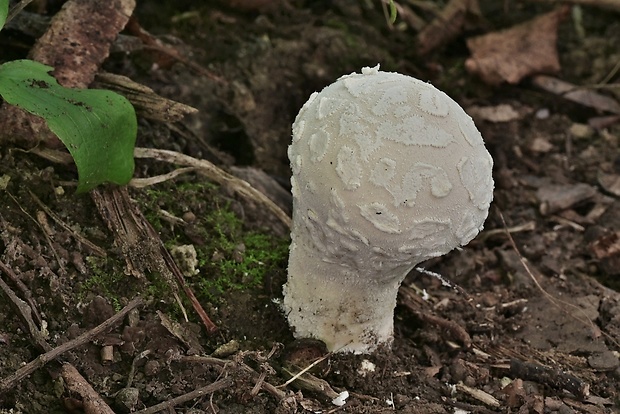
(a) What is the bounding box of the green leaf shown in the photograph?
[0,0,8,31]
[389,0,397,24]
[0,60,136,192]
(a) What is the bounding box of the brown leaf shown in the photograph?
[465,7,569,85]
[532,76,620,114]
[590,231,620,260]
[536,183,597,215]
[467,103,531,123]
[598,171,620,197]
[501,378,526,408]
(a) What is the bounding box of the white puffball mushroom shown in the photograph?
[283,65,494,354]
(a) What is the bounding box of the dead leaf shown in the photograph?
[467,104,530,122]
[465,7,568,85]
[591,232,620,275]
[598,171,620,197]
[501,378,526,408]
[532,76,620,114]
[588,115,620,129]
[536,183,597,215]
[157,311,205,353]
[590,231,620,259]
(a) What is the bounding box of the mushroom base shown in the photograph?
[283,242,410,354]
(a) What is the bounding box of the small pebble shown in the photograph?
[569,123,594,139]
[588,351,619,371]
[144,360,160,377]
[535,108,550,119]
[211,340,240,358]
[115,387,139,413]
[182,211,197,223]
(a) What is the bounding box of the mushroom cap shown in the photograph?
[289,65,493,277]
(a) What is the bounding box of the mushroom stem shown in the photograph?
[284,238,408,353]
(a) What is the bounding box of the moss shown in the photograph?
[198,230,289,301]
[135,179,289,306]
[196,208,289,302]
[78,179,288,316]
[78,257,127,312]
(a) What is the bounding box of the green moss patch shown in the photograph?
[136,179,289,305]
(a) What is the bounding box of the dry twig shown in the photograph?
[132,377,235,414]
[181,355,287,401]
[0,297,143,393]
[60,364,116,414]
[0,271,47,353]
[27,190,107,257]
[0,259,42,326]
[510,358,590,399]
[91,187,218,333]
[398,285,472,348]
[134,147,292,229]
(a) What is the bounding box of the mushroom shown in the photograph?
[283,65,494,354]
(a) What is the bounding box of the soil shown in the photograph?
[1,1,620,413]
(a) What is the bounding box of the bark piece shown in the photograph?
[30,0,135,89]
[417,0,482,56]
[510,359,589,399]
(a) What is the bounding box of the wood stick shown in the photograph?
[510,358,590,399]
[0,297,143,393]
[60,363,115,414]
[133,377,235,414]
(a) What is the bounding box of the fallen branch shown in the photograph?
[60,364,116,414]
[510,358,590,399]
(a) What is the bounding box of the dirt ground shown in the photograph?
[1,0,620,413]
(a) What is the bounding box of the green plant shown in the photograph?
[0,1,6,26]
[0,0,136,193]
[138,183,288,304]
[197,205,288,301]
[78,257,127,311]
[387,0,397,24]
[201,230,288,300]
